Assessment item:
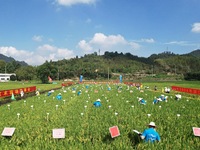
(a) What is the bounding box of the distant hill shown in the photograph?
[0,54,28,66]
[186,49,200,57]
[0,49,200,81]
[42,49,199,81]
[148,51,177,60]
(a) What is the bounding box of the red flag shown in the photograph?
[48,76,52,82]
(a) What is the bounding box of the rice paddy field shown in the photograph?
[0,81,200,150]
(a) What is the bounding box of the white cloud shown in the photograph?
[0,46,33,60]
[90,33,127,46]
[191,22,200,33]
[165,41,193,46]
[37,44,56,52]
[141,38,155,43]
[0,44,75,66]
[133,38,155,43]
[34,44,75,64]
[78,40,93,53]
[78,33,141,54]
[129,42,141,49]
[32,35,43,42]
[55,0,97,6]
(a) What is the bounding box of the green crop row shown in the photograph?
[0,83,200,149]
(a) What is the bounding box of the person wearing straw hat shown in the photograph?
[160,94,165,101]
[93,99,102,107]
[140,122,161,143]
[35,90,40,96]
[175,94,181,100]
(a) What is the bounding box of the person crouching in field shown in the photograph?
[35,90,40,96]
[140,122,161,143]
[56,93,62,100]
[20,89,24,98]
[153,97,162,104]
[154,85,157,91]
[175,94,182,100]
[93,99,102,107]
[138,98,146,105]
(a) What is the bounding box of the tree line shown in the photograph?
[0,50,200,83]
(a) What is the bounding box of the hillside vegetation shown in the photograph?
[0,50,200,82]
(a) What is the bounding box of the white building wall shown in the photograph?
[0,73,16,82]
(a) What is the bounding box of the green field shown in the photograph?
[0,81,200,149]
[0,81,62,91]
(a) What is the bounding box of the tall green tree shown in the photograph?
[0,60,6,73]
[15,66,36,81]
[36,61,58,83]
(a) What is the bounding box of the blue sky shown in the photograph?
[0,0,200,66]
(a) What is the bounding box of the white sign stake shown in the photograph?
[7,104,10,110]
[47,113,49,121]
[17,113,20,119]
[147,114,151,117]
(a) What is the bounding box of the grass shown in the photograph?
[0,81,199,149]
[0,81,63,91]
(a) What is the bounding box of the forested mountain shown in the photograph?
[184,49,200,58]
[0,54,28,66]
[0,49,200,82]
[36,50,200,81]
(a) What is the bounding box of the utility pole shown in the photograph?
[99,49,100,56]
[5,64,7,74]
[175,65,176,75]
[58,68,60,80]
[108,67,109,80]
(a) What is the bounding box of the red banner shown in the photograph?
[171,86,200,95]
[61,82,74,87]
[124,82,141,86]
[0,86,36,98]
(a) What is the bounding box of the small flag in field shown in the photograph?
[48,76,52,82]
[52,128,65,139]
[193,127,200,136]
[1,127,15,136]
[11,93,16,100]
[109,126,120,138]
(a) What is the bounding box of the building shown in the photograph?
[0,73,16,82]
